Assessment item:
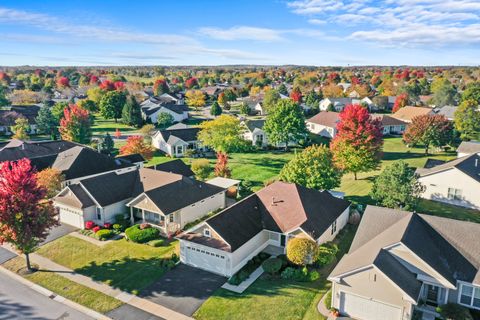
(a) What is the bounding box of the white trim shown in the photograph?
[338,290,405,317]
[457,281,480,310]
[126,193,164,214]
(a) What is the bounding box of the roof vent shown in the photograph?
[476,158,479,168]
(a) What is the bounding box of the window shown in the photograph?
[459,284,480,309]
[331,220,337,235]
[96,207,102,220]
[169,214,174,223]
[447,188,462,200]
[204,229,211,237]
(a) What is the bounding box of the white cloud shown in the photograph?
[308,18,326,25]
[198,26,285,41]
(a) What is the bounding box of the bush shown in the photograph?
[436,303,473,320]
[324,290,333,311]
[286,238,317,266]
[227,252,271,285]
[140,223,151,230]
[191,159,212,180]
[280,266,317,282]
[316,242,338,267]
[113,223,123,232]
[262,258,283,275]
[148,239,164,247]
[103,223,112,229]
[92,226,101,233]
[96,229,114,241]
[114,214,129,229]
[125,224,160,243]
[85,221,95,230]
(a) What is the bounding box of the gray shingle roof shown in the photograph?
[416,153,480,183]
[457,141,480,155]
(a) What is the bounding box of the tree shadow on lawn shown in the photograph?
[75,256,172,294]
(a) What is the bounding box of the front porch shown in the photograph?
[415,282,447,320]
[129,207,180,236]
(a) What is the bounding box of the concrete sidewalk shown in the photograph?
[2,245,192,320]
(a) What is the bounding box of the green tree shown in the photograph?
[305,90,321,108]
[191,159,212,180]
[51,101,68,122]
[11,118,30,140]
[461,82,480,104]
[370,160,425,210]
[77,99,97,112]
[210,101,222,117]
[157,112,174,129]
[431,79,457,107]
[239,102,250,115]
[0,85,9,107]
[454,99,480,140]
[198,115,245,154]
[99,90,126,122]
[121,96,143,127]
[35,106,57,139]
[279,145,342,190]
[100,133,114,155]
[277,83,288,96]
[262,89,281,113]
[264,99,307,150]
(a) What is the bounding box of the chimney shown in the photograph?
[271,197,276,206]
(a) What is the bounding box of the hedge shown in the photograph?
[125,224,160,243]
[96,229,115,241]
[262,258,282,275]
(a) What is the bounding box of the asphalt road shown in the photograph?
[0,271,92,320]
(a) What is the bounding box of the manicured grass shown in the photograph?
[3,257,123,313]
[36,236,179,294]
[91,115,139,136]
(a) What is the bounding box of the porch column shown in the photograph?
[142,209,145,223]
[130,207,134,225]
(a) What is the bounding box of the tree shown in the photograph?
[305,90,321,109]
[403,114,453,154]
[214,152,231,178]
[51,101,68,122]
[290,88,302,103]
[36,168,65,198]
[59,104,92,144]
[392,93,409,113]
[279,145,342,190]
[119,136,154,160]
[217,92,227,106]
[322,84,344,98]
[153,79,169,96]
[370,160,425,210]
[100,133,114,155]
[277,83,288,96]
[156,112,174,129]
[185,77,198,89]
[0,159,58,271]
[330,104,383,180]
[436,303,473,320]
[87,86,104,104]
[185,90,205,110]
[239,102,250,115]
[121,96,143,127]
[286,238,317,266]
[262,89,281,113]
[56,76,69,88]
[77,99,97,112]
[99,90,126,122]
[461,82,480,105]
[0,85,9,107]
[264,99,307,150]
[35,106,57,139]
[210,101,222,117]
[11,118,30,140]
[191,159,212,180]
[431,79,457,107]
[454,99,480,140]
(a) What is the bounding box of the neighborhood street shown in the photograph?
[0,270,93,320]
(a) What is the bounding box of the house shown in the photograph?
[457,141,480,158]
[0,139,135,185]
[146,159,195,178]
[0,105,40,135]
[370,114,408,135]
[115,153,145,168]
[319,97,374,112]
[151,127,205,157]
[140,97,189,124]
[54,168,226,233]
[415,153,480,209]
[328,205,480,320]
[433,105,457,121]
[177,181,350,277]
[242,119,268,147]
[391,106,434,123]
[306,111,340,138]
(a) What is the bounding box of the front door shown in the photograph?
[426,285,440,306]
[280,235,286,247]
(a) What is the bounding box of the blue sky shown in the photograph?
[0,0,479,66]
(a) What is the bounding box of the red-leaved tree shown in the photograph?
[89,75,99,85]
[0,159,58,271]
[185,77,198,89]
[99,80,116,91]
[330,104,383,180]
[403,114,453,154]
[114,81,125,91]
[290,88,302,103]
[214,152,231,178]
[119,136,154,160]
[59,104,92,144]
[392,93,409,113]
[56,76,70,88]
[0,72,11,83]
[153,79,169,96]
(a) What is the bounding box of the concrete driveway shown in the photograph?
[139,264,226,316]
[0,247,16,264]
[41,223,77,245]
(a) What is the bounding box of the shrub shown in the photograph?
[92,226,101,233]
[280,266,318,282]
[315,242,338,267]
[125,224,160,243]
[96,229,114,241]
[191,159,212,181]
[436,303,473,320]
[171,253,179,263]
[85,221,95,230]
[103,223,112,229]
[113,223,123,232]
[140,223,151,230]
[114,214,129,229]
[286,238,317,266]
[148,239,164,247]
[262,258,283,275]
[324,290,333,311]
[281,267,297,280]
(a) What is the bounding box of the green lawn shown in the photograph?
[36,236,179,294]
[195,225,356,320]
[3,257,123,313]
[91,115,140,136]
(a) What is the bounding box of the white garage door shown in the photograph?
[59,208,84,228]
[184,245,228,276]
[339,292,402,320]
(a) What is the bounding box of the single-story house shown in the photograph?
[457,141,480,158]
[433,105,457,121]
[146,159,195,178]
[370,114,408,135]
[391,106,434,123]
[0,105,40,135]
[415,153,480,209]
[306,111,340,138]
[206,177,241,198]
[54,168,226,235]
[329,205,480,320]
[242,119,268,147]
[319,97,374,112]
[151,126,205,157]
[115,153,145,168]
[177,181,350,277]
[141,97,189,124]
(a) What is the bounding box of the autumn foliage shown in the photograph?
[0,159,58,270]
[153,79,169,95]
[59,104,92,144]
[185,77,198,89]
[119,135,154,160]
[99,80,116,91]
[290,88,302,103]
[392,93,409,113]
[56,76,70,88]
[403,114,453,154]
[214,152,231,178]
[36,168,65,199]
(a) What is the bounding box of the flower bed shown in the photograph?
[80,221,118,241]
[228,252,271,285]
[125,224,160,244]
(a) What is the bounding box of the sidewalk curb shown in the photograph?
[0,266,112,320]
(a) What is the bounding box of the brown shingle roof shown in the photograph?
[307,111,340,128]
[370,114,407,126]
[391,106,433,122]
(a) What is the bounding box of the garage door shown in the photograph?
[59,208,84,228]
[339,292,402,320]
[184,245,228,276]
